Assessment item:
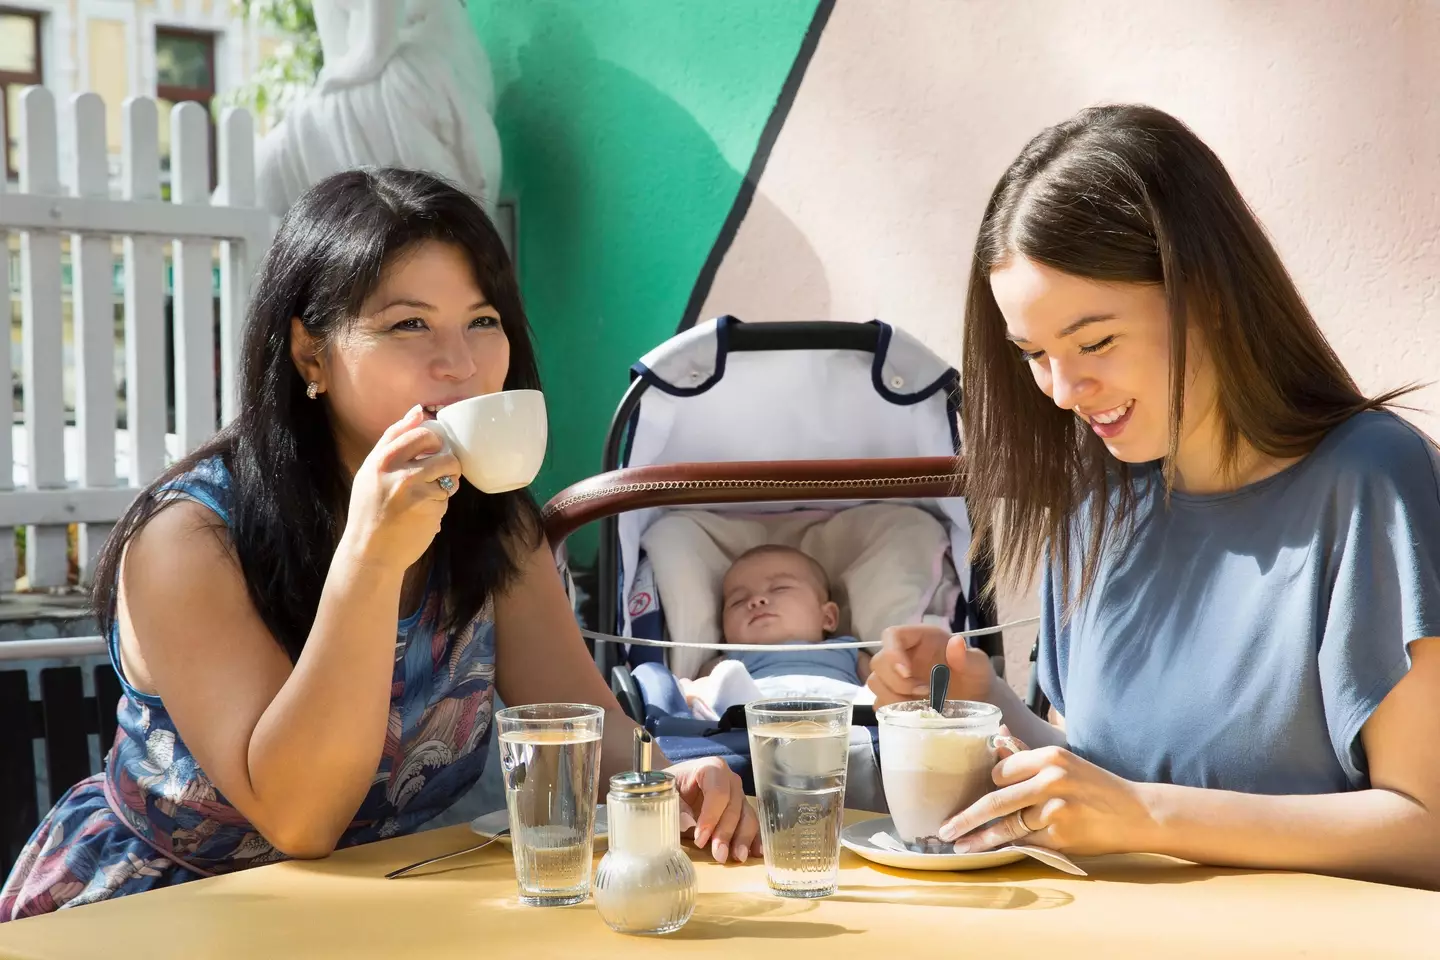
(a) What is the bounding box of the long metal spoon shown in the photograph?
[385,828,511,880]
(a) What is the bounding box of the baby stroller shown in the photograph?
[542,317,1004,807]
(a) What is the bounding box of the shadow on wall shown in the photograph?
[695,0,1438,433]
[697,186,833,326]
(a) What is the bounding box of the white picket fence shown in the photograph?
[0,87,272,590]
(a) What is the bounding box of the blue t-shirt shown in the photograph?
[729,636,862,685]
[1037,411,1440,793]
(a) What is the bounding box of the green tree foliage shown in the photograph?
[220,1,323,126]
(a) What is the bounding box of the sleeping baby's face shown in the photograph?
[721,547,840,646]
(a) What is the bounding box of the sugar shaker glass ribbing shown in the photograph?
[592,770,696,934]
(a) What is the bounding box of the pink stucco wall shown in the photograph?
[701,0,1440,688]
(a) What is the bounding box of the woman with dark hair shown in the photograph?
[869,105,1440,887]
[1,168,756,920]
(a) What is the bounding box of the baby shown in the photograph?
[681,545,871,718]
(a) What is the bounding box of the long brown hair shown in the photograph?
[962,103,1417,603]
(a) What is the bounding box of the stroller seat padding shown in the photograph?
[640,503,960,678]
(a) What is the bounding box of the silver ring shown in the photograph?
[1014,808,1035,834]
[437,475,456,494]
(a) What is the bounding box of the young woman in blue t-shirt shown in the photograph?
[869,104,1440,888]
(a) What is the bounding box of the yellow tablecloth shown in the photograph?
[1,810,1436,959]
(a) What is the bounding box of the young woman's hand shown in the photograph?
[342,405,462,572]
[667,756,762,864]
[866,624,996,706]
[937,733,1157,857]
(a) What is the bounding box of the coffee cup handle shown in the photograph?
[417,419,454,458]
[989,734,1026,756]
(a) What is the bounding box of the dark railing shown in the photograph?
[0,653,118,877]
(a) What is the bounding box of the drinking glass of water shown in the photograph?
[496,703,604,906]
[745,698,850,898]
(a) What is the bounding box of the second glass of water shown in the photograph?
[745,698,850,898]
[496,703,604,906]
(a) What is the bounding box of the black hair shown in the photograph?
[93,168,543,659]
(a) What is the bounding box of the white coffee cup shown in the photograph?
[418,389,547,494]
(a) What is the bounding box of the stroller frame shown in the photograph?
[541,321,1042,721]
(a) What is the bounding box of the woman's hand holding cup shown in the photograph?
[867,624,996,707]
[342,404,462,572]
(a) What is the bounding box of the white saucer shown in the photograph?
[840,817,1026,872]
[469,805,608,842]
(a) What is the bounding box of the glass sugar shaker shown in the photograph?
[592,731,696,935]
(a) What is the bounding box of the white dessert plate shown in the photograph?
[841,817,1085,875]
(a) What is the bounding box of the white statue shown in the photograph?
[255,0,503,215]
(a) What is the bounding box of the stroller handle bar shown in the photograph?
[540,455,964,552]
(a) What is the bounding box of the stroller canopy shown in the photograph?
[613,316,972,638]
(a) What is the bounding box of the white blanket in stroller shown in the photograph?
[678,659,878,721]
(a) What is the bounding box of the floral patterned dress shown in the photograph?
[0,459,497,921]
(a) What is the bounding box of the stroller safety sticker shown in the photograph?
[628,558,657,620]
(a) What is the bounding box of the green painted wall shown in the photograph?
[467,0,819,561]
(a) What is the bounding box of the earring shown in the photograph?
[306,382,319,400]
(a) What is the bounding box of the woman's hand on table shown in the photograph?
[867,624,996,706]
[938,732,1157,856]
[666,756,762,864]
